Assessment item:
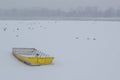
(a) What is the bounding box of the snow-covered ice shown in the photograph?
[0,20,120,80]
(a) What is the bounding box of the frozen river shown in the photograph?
[0,20,120,80]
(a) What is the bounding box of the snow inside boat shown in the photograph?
[13,48,54,66]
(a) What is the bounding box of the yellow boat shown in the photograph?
[13,48,54,66]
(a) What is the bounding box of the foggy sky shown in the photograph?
[0,0,120,10]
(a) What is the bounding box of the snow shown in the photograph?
[0,20,120,80]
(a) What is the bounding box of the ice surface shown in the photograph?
[0,20,120,80]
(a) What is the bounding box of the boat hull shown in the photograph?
[13,48,54,66]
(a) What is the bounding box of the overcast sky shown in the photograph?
[0,0,120,10]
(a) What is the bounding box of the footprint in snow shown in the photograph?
[3,27,7,31]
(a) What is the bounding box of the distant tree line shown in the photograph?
[0,7,120,18]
